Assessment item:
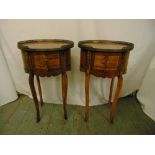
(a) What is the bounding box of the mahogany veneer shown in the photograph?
[78,40,134,123]
[18,39,74,122]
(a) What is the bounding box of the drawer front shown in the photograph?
[47,54,60,69]
[21,51,71,76]
[93,53,121,70]
[32,54,60,71]
[33,54,48,71]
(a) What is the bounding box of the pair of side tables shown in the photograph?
[18,39,134,123]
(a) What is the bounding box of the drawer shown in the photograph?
[32,54,60,71]
[47,54,60,69]
[93,53,121,70]
[33,54,48,70]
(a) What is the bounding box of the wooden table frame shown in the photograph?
[79,40,134,123]
[18,39,74,122]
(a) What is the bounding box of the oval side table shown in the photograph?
[18,39,74,122]
[78,40,134,123]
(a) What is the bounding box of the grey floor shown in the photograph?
[0,94,155,135]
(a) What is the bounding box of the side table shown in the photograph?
[18,39,74,122]
[78,40,134,123]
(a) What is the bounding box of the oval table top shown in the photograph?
[18,39,74,52]
[78,40,134,52]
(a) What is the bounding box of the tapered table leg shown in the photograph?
[36,75,44,106]
[110,74,123,123]
[85,71,90,122]
[29,73,40,122]
[109,77,115,105]
[62,72,68,120]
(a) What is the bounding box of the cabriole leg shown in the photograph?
[109,77,115,105]
[29,73,40,122]
[62,72,68,120]
[85,71,90,122]
[110,74,123,123]
[36,75,44,106]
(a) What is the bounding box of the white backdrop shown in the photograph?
[0,20,155,108]
[137,55,155,121]
[0,44,17,106]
